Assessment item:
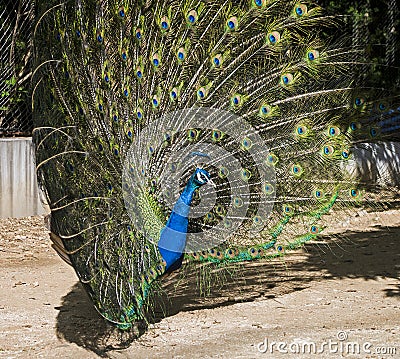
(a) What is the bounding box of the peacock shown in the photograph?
[32,0,399,330]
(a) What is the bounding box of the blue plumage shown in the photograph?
[158,169,212,270]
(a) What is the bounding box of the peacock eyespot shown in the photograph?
[104,74,110,82]
[242,137,252,149]
[350,188,360,198]
[310,225,318,234]
[213,57,220,66]
[118,7,125,18]
[295,4,307,16]
[121,51,127,61]
[137,111,142,119]
[350,122,357,131]
[267,31,280,45]
[188,129,198,139]
[269,34,276,43]
[219,167,229,178]
[212,130,222,141]
[379,103,386,110]
[123,89,129,97]
[266,153,279,167]
[215,205,225,215]
[136,70,142,78]
[75,29,81,38]
[231,95,241,106]
[113,115,118,122]
[226,17,238,31]
[153,58,159,66]
[277,245,283,252]
[281,73,294,86]
[205,212,214,220]
[187,10,198,24]
[233,197,244,208]
[314,190,324,199]
[135,29,142,39]
[254,0,263,7]
[161,17,169,30]
[323,145,334,155]
[176,48,187,62]
[263,183,274,194]
[253,216,262,225]
[342,150,350,159]
[197,89,205,99]
[370,128,378,137]
[152,98,158,106]
[354,97,364,106]
[291,164,303,177]
[261,105,271,115]
[283,205,294,215]
[171,90,177,99]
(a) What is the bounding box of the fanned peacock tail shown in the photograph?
[32,0,399,329]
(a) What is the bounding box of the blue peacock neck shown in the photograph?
[157,173,201,272]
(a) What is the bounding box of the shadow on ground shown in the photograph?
[55,226,400,356]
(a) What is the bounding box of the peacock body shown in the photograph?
[32,0,399,329]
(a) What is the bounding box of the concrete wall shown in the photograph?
[0,137,47,218]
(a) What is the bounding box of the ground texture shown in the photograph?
[0,211,399,358]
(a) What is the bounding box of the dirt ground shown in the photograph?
[0,211,399,359]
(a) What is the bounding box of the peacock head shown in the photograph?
[191,168,215,188]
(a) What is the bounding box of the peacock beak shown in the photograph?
[207,178,216,187]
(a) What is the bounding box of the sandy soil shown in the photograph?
[0,211,399,358]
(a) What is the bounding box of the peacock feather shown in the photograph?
[32,0,399,329]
